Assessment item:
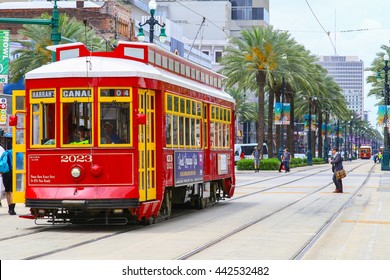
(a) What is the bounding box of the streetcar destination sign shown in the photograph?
[32,90,55,98]
[62,89,92,97]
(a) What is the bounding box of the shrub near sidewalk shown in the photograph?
[236,157,326,170]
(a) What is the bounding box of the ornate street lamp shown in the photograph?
[304,96,316,166]
[344,121,348,161]
[377,54,390,170]
[336,119,340,151]
[137,0,167,43]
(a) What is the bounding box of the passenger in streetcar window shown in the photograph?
[70,126,89,144]
[103,122,121,144]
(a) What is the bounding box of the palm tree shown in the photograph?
[9,13,109,83]
[220,26,295,158]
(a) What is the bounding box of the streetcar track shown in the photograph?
[8,161,370,260]
[23,225,143,260]
[232,162,368,201]
[174,161,372,260]
[291,162,376,260]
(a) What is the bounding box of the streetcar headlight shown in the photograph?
[71,167,81,178]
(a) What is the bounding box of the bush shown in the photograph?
[236,157,326,170]
[236,159,255,170]
[259,158,280,170]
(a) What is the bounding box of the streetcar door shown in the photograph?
[11,90,26,203]
[138,89,156,201]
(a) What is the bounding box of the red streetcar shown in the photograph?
[10,42,235,225]
[359,145,372,159]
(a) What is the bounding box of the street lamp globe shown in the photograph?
[384,54,389,62]
[149,0,157,16]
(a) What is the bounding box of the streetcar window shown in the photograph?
[185,118,190,146]
[172,115,178,146]
[179,116,184,146]
[148,50,155,64]
[169,59,174,71]
[210,105,231,149]
[62,102,92,145]
[156,53,162,66]
[162,56,168,69]
[165,93,203,149]
[166,114,172,145]
[175,61,180,73]
[167,95,172,111]
[100,102,130,145]
[196,70,200,81]
[31,103,56,147]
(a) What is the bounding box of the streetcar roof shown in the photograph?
[25,56,235,103]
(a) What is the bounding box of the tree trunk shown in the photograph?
[256,73,266,158]
[267,88,275,158]
[287,89,295,156]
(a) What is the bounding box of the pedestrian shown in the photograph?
[330,147,343,193]
[240,151,245,160]
[378,152,383,163]
[282,148,291,173]
[0,145,16,215]
[348,153,352,162]
[252,146,261,172]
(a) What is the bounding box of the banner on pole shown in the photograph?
[274,102,290,125]
[0,30,10,84]
[377,105,390,127]
[304,114,316,131]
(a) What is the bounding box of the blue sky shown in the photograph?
[269,0,390,128]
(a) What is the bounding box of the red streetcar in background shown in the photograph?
[10,42,235,225]
[359,145,372,159]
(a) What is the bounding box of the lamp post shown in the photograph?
[137,0,167,43]
[323,109,329,162]
[344,121,348,161]
[349,118,353,160]
[336,119,340,151]
[305,97,316,166]
[377,54,390,170]
[278,77,286,161]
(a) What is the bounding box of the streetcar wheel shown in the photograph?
[196,197,208,210]
[160,189,172,220]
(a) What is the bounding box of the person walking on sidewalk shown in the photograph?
[252,146,261,172]
[282,148,291,173]
[0,145,16,215]
[330,147,343,193]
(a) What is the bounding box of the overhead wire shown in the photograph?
[171,0,230,37]
[304,0,337,55]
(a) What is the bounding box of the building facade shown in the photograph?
[318,55,365,118]
[156,0,269,71]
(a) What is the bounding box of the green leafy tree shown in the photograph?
[10,13,109,83]
[220,26,294,157]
